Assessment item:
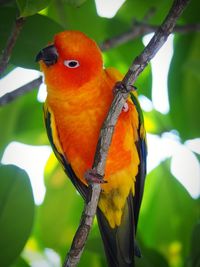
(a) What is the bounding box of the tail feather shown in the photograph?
[97,193,137,267]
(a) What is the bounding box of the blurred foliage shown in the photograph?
[168,33,200,140]
[0,90,45,158]
[0,0,199,266]
[16,0,51,17]
[138,160,199,267]
[185,222,200,267]
[0,165,34,267]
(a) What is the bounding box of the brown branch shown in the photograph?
[0,17,25,77]
[100,21,199,51]
[0,76,42,106]
[63,184,101,267]
[63,0,191,266]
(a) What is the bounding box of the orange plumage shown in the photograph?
[37,30,146,266]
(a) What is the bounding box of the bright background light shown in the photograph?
[1,142,51,204]
[143,33,174,114]
[95,0,126,18]
[0,67,41,97]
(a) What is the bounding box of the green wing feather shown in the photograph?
[130,92,147,230]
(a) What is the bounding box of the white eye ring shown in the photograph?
[64,60,80,68]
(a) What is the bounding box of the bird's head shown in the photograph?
[36,31,103,92]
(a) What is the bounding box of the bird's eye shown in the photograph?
[64,60,80,68]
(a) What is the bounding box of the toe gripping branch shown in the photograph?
[85,168,107,185]
[113,81,137,95]
[113,81,137,113]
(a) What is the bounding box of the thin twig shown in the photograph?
[0,17,25,77]
[0,76,42,106]
[64,0,191,266]
[100,22,199,51]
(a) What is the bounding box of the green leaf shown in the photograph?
[117,0,172,24]
[143,109,172,134]
[11,256,30,267]
[138,160,199,265]
[86,236,104,255]
[0,7,64,69]
[181,0,200,23]
[168,33,200,140]
[78,249,105,267]
[64,0,87,8]
[16,0,51,17]
[0,7,16,54]
[0,90,46,157]
[46,0,107,42]
[186,222,200,267]
[0,164,34,267]
[135,247,169,267]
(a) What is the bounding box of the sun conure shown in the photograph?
[36,30,147,267]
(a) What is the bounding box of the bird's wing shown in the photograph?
[96,68,147,266]
[43,102,88,199]
[130,91,147,231]
[104,67,147,229]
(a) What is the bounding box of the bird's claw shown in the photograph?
[122,102,129,112]
[85,168,107,184]
[113,81,137,95]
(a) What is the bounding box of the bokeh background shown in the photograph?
[0,1,199,267]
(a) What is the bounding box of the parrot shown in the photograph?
[36,30,147,267]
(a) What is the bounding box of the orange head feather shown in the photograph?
[39,31,103,92]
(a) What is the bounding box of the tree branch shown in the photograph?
[100,20,199,51]
[63,0,191,266]
[0,76,42,106]
[0,17,25,77]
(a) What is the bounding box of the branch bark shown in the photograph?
[0,17,25,77]
[64,0,191,266]
[0,76,43,106]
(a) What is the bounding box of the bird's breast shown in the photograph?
[46,75,140,228]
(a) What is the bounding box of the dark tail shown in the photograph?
[97,194,139,267]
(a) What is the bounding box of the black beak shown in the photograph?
[36,44,58,66]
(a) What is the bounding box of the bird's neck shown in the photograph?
[46,71,113,112]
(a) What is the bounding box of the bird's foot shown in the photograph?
[122,102,129,112]
[113,81,137,95]
[85,168,107,185]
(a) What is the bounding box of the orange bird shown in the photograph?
[36,30,147,267]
